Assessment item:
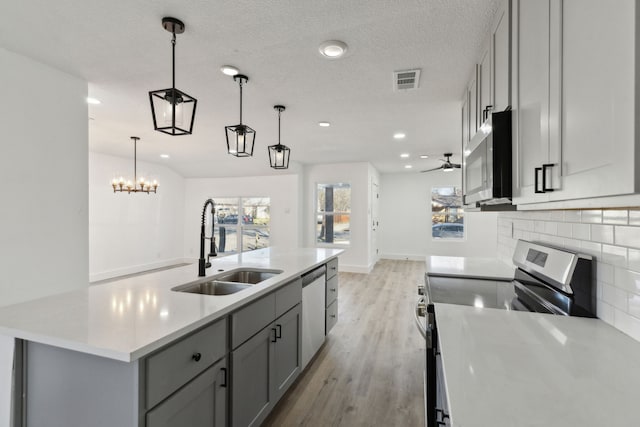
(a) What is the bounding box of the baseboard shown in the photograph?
[89,258,192,283]
[379,253,426,262]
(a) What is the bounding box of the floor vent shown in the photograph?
[393,69,421,91]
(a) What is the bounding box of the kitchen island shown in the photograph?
[0,247,342,427]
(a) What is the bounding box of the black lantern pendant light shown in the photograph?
[149,17,197,136]
[268,105,291,169]
[225,74,256,157]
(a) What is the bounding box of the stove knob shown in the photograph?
[417,285,425,295]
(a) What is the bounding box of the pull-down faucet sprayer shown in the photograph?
[199,198,218,276]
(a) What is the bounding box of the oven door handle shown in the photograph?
[414,296,427,339]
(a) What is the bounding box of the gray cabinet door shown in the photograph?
[231,325,275,427]
[146,357,227,427]
[273,304,301,401]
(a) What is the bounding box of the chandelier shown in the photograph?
[111,137,158,194]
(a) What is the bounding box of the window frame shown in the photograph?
[430,186,465,241]
[315,182,351,247]
[211,197,271,256]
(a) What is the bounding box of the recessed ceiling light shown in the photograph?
[160,154,170,159]
[400,153,410,158]
[318,121,331,127]
[394,132,406,139]
[404,165,413,169]
[420,154,429,159]
[86,97,101,105]
[220,65,239,76]
[318,40,348,59]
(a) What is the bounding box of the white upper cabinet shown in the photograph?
[549,0,637,202]
[478,43,492,124]
[512,0,557,204]
[513,0,639,206]
[492,1,511,112]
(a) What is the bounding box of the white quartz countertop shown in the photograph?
[0,247,342,362]
[435,303,640,427]
[426,256,515,281]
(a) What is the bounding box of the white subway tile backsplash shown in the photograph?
[597,263,614,285]
[602,244,627,267]
[558,222,572,238]
[614,226,640,249]
[614,309,640,342]
[571,223,590,240]
[498,208,640,343]
[627,293,640,319]
[628,210,640,226]
[590,224,614,244]
[597,300,615,325]
[615,267,640,294]
[628,249,640,273]
[544,222,558,236]
[564,210,581,223]
[602,284,628,311]
[603,210,628,225]
[581,209,602,224]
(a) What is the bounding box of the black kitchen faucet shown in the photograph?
[198,198,217,276]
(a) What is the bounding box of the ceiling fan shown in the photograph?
[420,153,461,173]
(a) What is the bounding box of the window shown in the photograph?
[431,187,464,239]
[211,197,270,256]
[316,183,351,245]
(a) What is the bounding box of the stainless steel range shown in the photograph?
[415,240,596,426]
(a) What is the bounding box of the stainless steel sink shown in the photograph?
[174,280,251,296]
[172,268,283,296]
[216,268,282,284]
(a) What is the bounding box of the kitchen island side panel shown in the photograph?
[25,341,139,427]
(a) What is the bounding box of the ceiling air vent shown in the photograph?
[393,69,421,91]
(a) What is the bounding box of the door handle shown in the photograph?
[542,163,555,192]
[220,367,227,388]
[534,167,544,193]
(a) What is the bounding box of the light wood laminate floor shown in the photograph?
[264,259,426,427]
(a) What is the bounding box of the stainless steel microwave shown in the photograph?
[463,110,512,207]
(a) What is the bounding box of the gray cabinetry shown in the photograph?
[146,358,227,427]
[230,278,302,426]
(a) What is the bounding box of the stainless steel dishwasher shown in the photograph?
[301,265,326,369]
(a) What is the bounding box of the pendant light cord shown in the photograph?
[278,108,281,146]
[171,32,176,91]
[132,137,139,183]
[239,79,243,125]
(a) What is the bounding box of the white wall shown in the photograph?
[304,163,372,272]
[0,47,88,427]
[183,174,301,259]
[0,47,89,303]
[379,170,498,259]
[89,152,186,282]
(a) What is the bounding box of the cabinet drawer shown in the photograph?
[276,278,302,318]
[326,299,338,335]
[326,258,339,279]
[232,292,276,349]
[326,274,338,307]
[146,318,227,409]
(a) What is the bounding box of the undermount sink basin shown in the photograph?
[174,281,251,296]
[216,268,283,284]
[172,268,283,296]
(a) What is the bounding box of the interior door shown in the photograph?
[371,180,379,262]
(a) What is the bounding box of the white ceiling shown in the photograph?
[1,0,499,178]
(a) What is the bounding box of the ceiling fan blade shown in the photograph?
[453,163,462,168]
[420,166,444,173]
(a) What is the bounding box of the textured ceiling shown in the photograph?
[1,0,499,177]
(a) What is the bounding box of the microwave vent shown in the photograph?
[393,69,421,91]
